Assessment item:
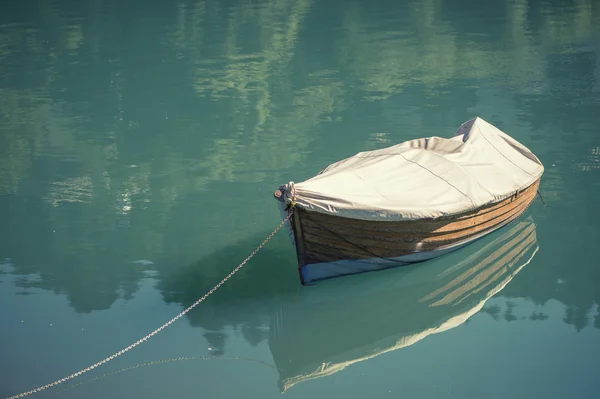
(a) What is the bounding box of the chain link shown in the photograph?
[6,211,293,399]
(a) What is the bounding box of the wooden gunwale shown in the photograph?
[301,194,531,253]
[291,178,540,265]
[300,186,535,244]
[299,179,540,234]
[301,204,531,262]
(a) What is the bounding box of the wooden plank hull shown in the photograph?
[283,178,540,284]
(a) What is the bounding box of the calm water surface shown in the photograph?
[1,0,600,398]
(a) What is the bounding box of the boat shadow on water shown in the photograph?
[268,216,539,392]
[55,216,539,396]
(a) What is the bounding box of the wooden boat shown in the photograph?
[269,217,539,392]
[274,117,544,284]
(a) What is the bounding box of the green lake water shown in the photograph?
[1,0,600,397]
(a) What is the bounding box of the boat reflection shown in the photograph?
[268,217,538,392]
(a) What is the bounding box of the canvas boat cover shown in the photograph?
[280,117,544,221]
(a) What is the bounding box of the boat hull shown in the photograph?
[284,178,540,284]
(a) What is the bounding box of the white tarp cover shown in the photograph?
[281,117,544,221]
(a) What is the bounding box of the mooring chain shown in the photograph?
[7,211,293,399]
